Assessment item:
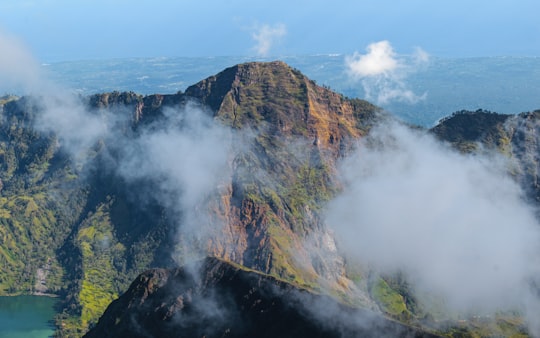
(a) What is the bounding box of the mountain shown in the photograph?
[183,61,381,290]
[432,109,540,202]
[0,61,538,337]
[0,61,384,336]
[84,257,439,338]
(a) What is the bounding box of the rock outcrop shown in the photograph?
[84,257,439,338]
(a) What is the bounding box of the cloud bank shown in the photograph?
[326,122,540,333]
[251,23,287,57]
[345,41,428,105]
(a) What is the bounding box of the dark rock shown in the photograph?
[85,257,440,338]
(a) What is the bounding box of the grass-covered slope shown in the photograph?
[0,98,83,295]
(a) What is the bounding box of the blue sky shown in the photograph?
[0,0,539,61]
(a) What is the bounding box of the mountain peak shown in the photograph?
[185,61,298,110]
[185,60,380,148]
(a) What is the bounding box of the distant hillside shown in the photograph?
[432,109,540,202]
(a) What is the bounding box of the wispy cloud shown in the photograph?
[0,29,42,93]
[0,29,111,156]
[0,29,234,263]
[116,104,233,261]
[345,41,429,105]
[251,23,287,57]
[326,122,540,333]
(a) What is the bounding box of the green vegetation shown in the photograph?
[0,95,173,337]
[0,98,80,296]
[371,278,411,320]
[0,194,62,293]
[284,163,333,223]
[439,314,529,337]
[75,203,123,327]
[431,109,512,153]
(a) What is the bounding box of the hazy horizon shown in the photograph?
[0,0,538,63]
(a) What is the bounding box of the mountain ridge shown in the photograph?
[84,257,440,338]
[0,61,538,337]
[54,60,383,335]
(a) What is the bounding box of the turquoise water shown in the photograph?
[0,296,57,338]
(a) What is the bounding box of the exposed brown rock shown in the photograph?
[181,62,383,297]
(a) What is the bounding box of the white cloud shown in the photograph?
[345,41,429,105]
[251,23,287,57]
[345,40,398,78]
[116,104,233,261]
[326,122,540,332]
[0,29,42,93]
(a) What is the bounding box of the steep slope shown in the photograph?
[185,60,379,142]
[64,61,382,333]
[0,94,181,335]
[0,97,84,295]
[184,61,382,296]
[84,257,439,338]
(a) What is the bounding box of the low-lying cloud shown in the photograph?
[251,23,287,57]
[326,122,540,333]
[345,41,428,105]
[116,105,232,260]
[0,29,111,156]
[0,29,234,264]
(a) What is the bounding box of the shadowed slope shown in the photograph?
[85,257,440,338]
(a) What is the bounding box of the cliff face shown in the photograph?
[181,61,382,295]
[84,257,439,338]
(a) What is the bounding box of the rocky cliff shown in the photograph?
[182,61,382,295]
